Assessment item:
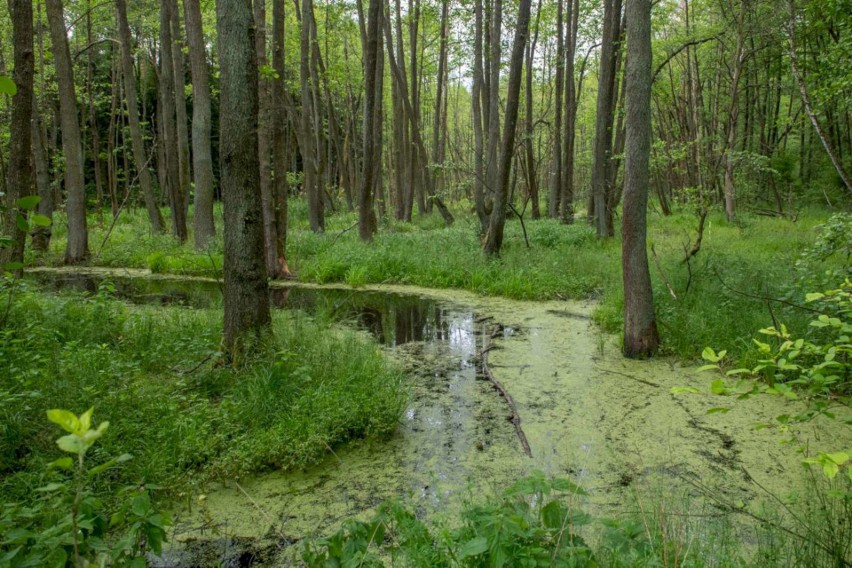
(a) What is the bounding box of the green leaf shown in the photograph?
[701,347,718,362]
[697,364,719,372]
[56,434,87,455]
[825,452,849,465]
[15,213,28,232]
[823,461,839,479]
[15,195,41,210]
[48,457,74,470]
[805,293,825,302]
[0,75,16,96]
[78,407,94,432]
[459,536,488,559]
[47,409,81,434]
[706,407,731,414]
[35,482,66,492]
[31,214,51,227]
[542,500,568,530]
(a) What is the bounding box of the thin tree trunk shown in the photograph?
[159,0,188,241]
[482,0,533,255]
[548,0,564,219]
[472,0,488,232]
[170,0,192,216]
[787,0,852,193]
[217,0,271,357]
[184,0,216,246]
[117,0,164,233]
[358,0,383,240]
[622,0,659,357]
[46,0,89,263]
[271,0,291,276]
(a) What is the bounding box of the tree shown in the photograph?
[217,0,271,356]
[184,0,216,247]
[357,0,382,240]
[481,0,534,255]
[0,0,34,268]
[46,0,88,263]
[270,0,292,276]
[590,0,622,238]
[116,0,165,234]
[622,0,660,357]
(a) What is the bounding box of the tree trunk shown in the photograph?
[183,0,216,246]
[217,0,271,357]
[482,0,533,255]
[472,0,488,232]
[430,0,449,204]
[0,0,34,267]
[271,0,291,276]
[116,0,164,234]
[560,0,580,224]
[622,0,660,357]
[170,0,192,217]
[548,0,564,220]
[159,0,188,241]
[300,0,324,232]
[46,0,89,263]
[31,95,53,252]
[591,0,621,237]
[358,0,383,240]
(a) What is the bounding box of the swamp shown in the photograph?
[0,0,851,565]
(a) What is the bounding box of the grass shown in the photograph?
[0,280,406,504]
[33,201,848,363]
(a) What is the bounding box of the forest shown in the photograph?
[0,0,850,564]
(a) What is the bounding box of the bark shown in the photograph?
[430,0,449,203]
[560,0,580,223]
[46,0,89,263]
[472,0,488,232]
[271,0,291,276]
[184,0,216,246]
[0,0,34,267]
[31,95,53,252]
[548,0,564,219]
[116,0,164,233]
[159,0,188,241]
[358,0,383,240]
[217,0,271,356]
[482,0,533,255]
[256,0,280,269]
[170,0,192,215]
[300,0,324,232]
[622,0,660,357]
[591,0,622,237]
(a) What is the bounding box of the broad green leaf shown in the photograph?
[697,364,718,372]
[670,386,701,394]
[78,407,94,432]
[459,536,488,559]
[0,75,16,95]
[15,195,40,210]
[826,452,849,465]
[47,409,80,434]
[56,434,87,455]
[31,214,51,227]
[805,293,824,302]
[822,461,839,479]
[701,347,717,362]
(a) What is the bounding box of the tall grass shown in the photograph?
[0,281,406,502]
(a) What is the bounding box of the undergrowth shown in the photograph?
[0,281,406,504]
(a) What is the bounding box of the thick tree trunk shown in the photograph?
[184,0,216,246]
[256,0,280,270]
[116,0,164,234]
[46,0,89,263]
[217,0,271,357]
[622,0,660,357]
[0,0,34,268]
[482,0,532,255]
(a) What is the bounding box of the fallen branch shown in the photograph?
[481,325,532,457]
[596,366,661,388]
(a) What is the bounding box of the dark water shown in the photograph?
[27,272,465,347]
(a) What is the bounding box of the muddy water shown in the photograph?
[27,268,850,565]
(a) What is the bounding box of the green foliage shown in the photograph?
[303,472,597,568]
[686,280,851,481]
[0,408,170,567]
[0,282,406,499]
